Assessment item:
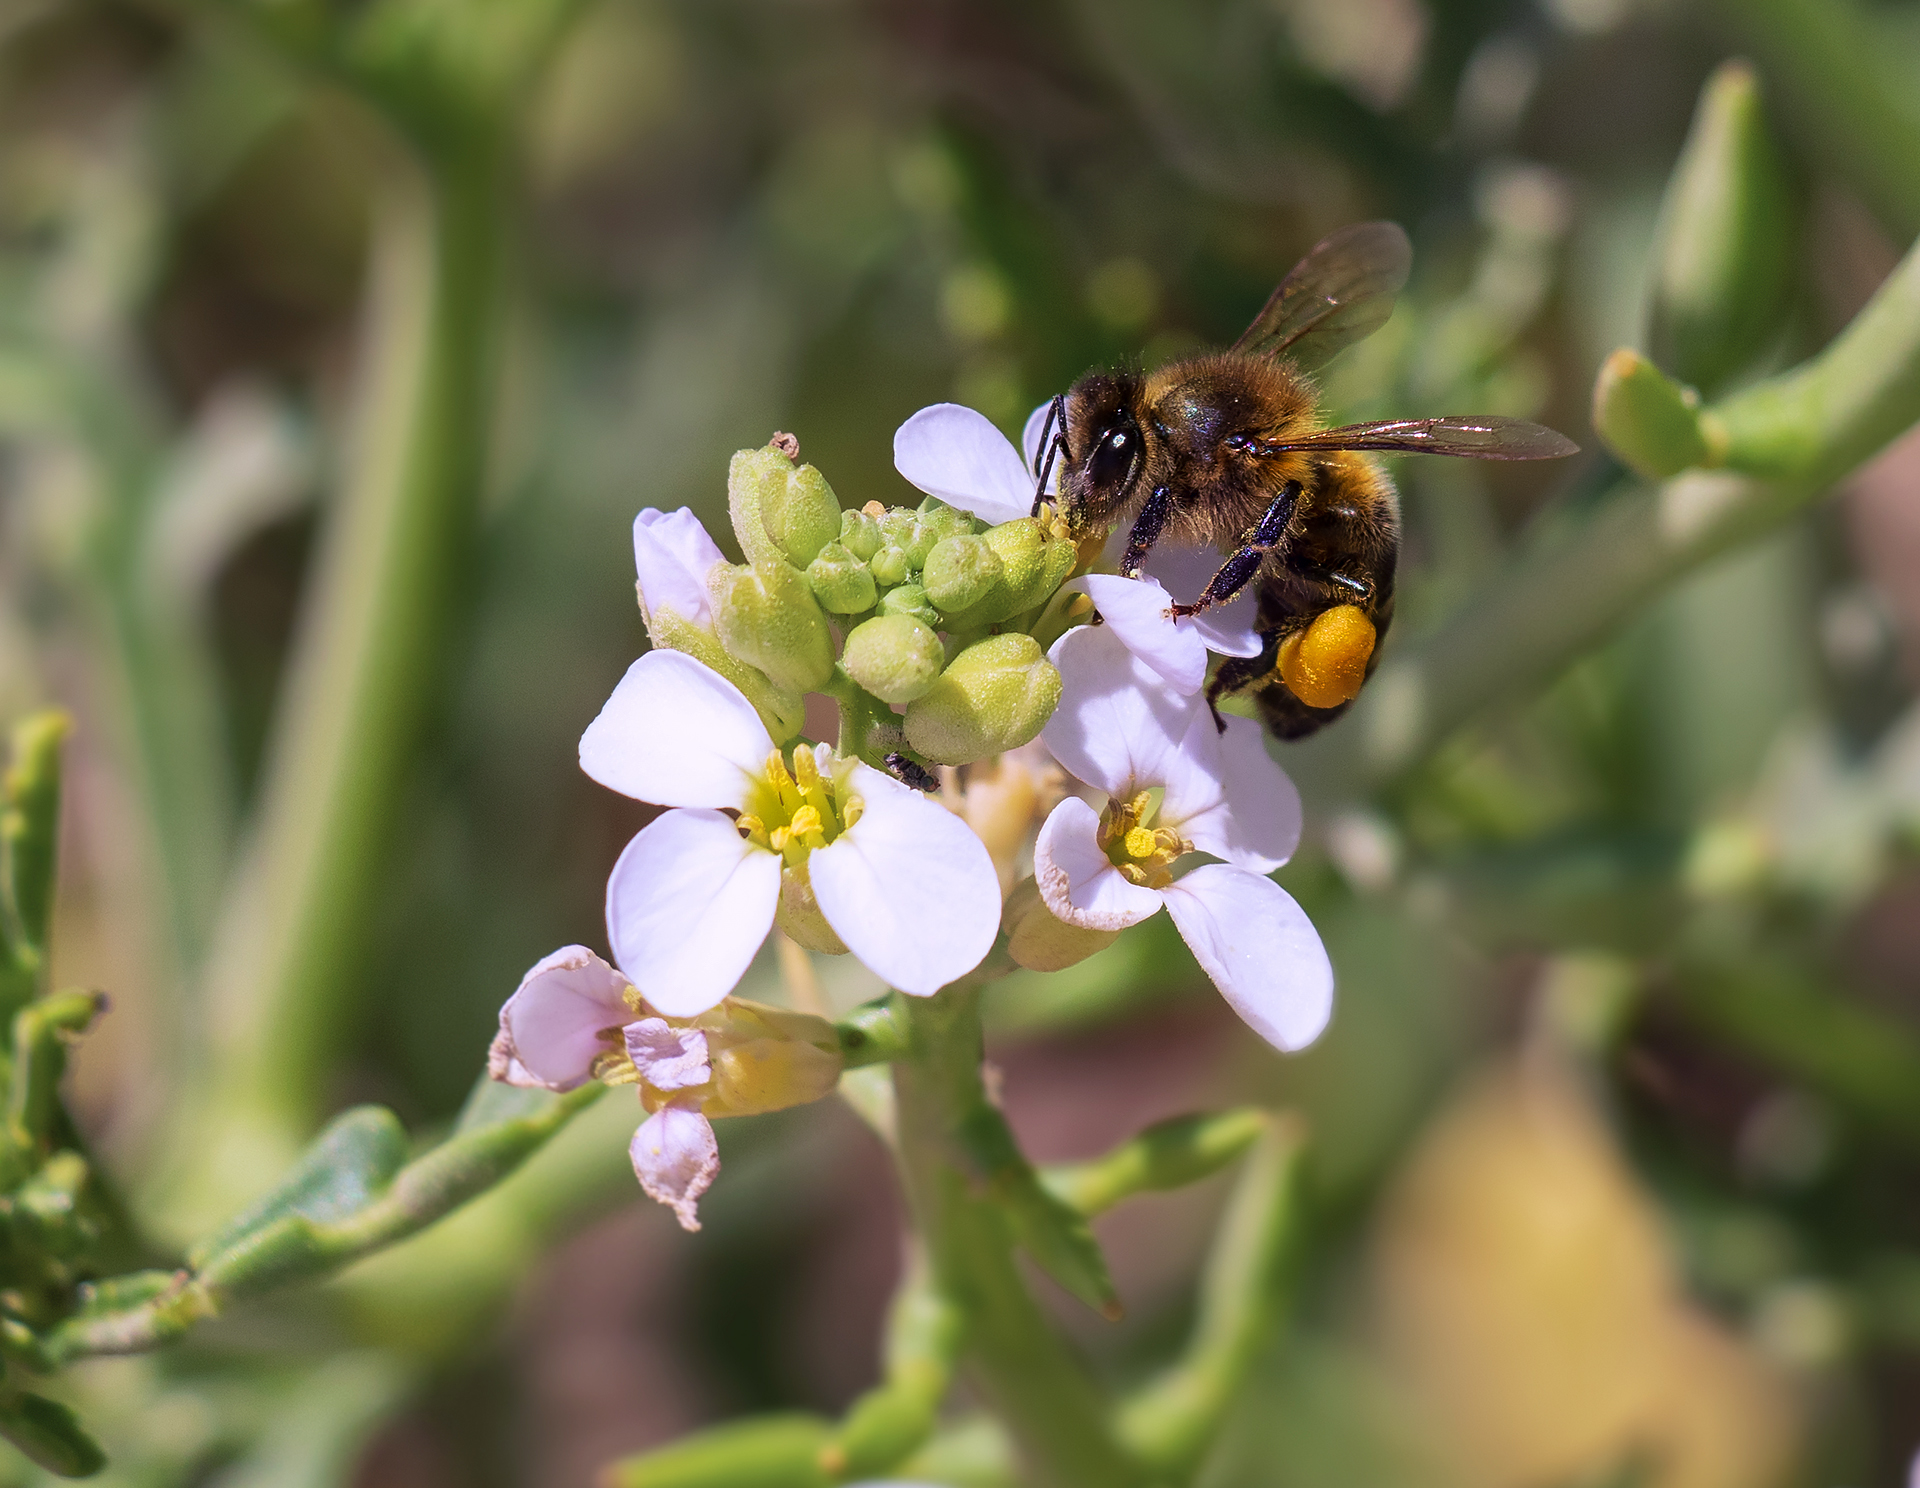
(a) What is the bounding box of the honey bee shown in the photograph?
[1031,221,1578,739]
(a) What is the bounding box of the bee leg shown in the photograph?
[1170,481,1301,617]
[1031,393,1067,517]
[1120,485,1174,577]
[1204,646,1279,734]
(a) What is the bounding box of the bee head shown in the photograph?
[1060,371,1147,530]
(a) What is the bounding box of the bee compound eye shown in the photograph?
[1108,430,1129,450]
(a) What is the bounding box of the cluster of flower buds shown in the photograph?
[495,403,1334,1227]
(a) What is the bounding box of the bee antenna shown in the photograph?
[1032,392,1066,517]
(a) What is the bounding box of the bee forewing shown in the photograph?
[1270,416,1580,461]
[1230,221,1413,373]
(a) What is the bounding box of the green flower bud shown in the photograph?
[877,506,917,550]
[878,582,942,630]
[710,560,836,694]
[923,533,1005,614]
[806,541,879,614]
[917,496,977,546]
[842,614,946,705]
[840,506,882,562]
[646,609,806,742]
[728,445,842,568]
[871,544,912,587]
[903,633,1062,765]
[936,518,1079,630]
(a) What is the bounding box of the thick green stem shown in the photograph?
[157,131,506,1231]
[889,987,1147,1488]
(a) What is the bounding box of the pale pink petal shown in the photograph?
[580,650,773,810]
[1175,712,1303,872]
[634,507,724,627]
[606,809,781,1017]
[1043,624,1195,797]
[630,1103,719,1232]
[487,1027,541,1089]
[623,1019,712,1091]
[1078,574,1209,694]
[893,403,1033,524]
[1145,545,1263,658]
[809,763,1001,996]
[1162,866,1332,1052]
[497,945,633,1092]
[1033,796,1164,931]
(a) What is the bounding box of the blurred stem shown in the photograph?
[160,127,506,1229]
[1309,230,1920,795]
[1703,0,1920,239]
[1042,1107,1271,1218]
[1114,1120,1307,1480]
[1667,955,1920,1148]
[890,987,1147,1488]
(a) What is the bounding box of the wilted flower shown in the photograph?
[490,945,842,1230]
[580,649,1002,1008]
[1032,624,1333,1051]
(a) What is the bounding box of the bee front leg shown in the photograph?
[1120,485,1174,577]
[1169,481,1301,617]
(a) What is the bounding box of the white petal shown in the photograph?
[633,507,724,627]
[1033,796,1163,930]
[580,650,772,809]
[1021,398,1063,488]
[630,1103,719,1232]
[1079,574,1209,694]
[1162,866,1332,1052]
[623,1019,712,1091]
[606,809,781,1017]
[893,403,1034,524]
[497,945,633,1091]
[809,763,1001,996]
[1043,624,1198,797]
[1176,712,1303,872]
[1145,545,1264,657]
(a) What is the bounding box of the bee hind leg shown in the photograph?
[1204,644,1280,734]
[1170,481,1301,617]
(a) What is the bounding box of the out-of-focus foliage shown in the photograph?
[1,0,1920,1483]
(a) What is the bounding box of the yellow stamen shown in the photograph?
[788,804,827,849]
[842,795,863,829]
[1123,825,1158,860]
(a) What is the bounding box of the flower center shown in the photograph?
[1098,789,1190,889]
[737,746,864,867]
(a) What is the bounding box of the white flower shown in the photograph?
[893,403,1036,525]
[633,506,726,629]
[489,945,720,1230]
[580,649,1002,1008]
[1036,624,1333,1052]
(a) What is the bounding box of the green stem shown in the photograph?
[1114,1120,1307,1479]
[160,128,506,1229]
[1307,230,1920,795]
[890,987,1147,1488]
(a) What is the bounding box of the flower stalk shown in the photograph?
[890,986,1149,1488]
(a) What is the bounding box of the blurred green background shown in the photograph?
[4,0,1920,1482]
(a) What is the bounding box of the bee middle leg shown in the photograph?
[1169,481,1302,617]
[1203,640,1280,733]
